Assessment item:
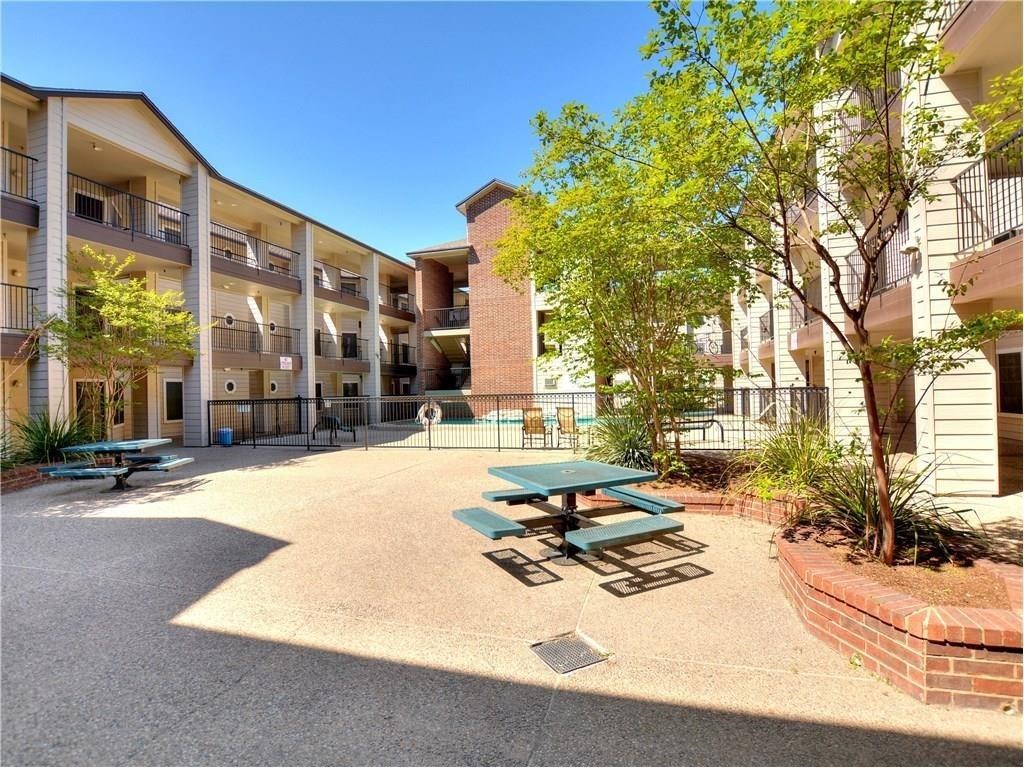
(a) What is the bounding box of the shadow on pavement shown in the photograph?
[1,515,1018,766]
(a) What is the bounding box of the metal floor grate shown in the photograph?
[531,633,608,674]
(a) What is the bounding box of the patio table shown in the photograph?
[487,460,657,563]
[61,438,173,490]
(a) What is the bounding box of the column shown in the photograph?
[180,164,212,446]
[291,221,315,399]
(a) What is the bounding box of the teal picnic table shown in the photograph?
[485,460,660,564]
[53,438,192,490]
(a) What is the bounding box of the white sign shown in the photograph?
[279,356,293,371]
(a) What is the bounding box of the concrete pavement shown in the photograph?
[2,446,1020,765]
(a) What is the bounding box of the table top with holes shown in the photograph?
[487,460,656,496]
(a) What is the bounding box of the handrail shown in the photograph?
[69,173,188,245]
[952,132,1022,253]
[1,282,37,331]
[424,306,470,330]
[315,261,366,297]
[845,214,912,298]
[211,315,300,354]
[314,330,367,361]
[211,221,298,277]
[2,147,37,201]
[380,340,416,366]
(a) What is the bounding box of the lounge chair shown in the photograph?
[555,406,581,448]
[521,407,550,448]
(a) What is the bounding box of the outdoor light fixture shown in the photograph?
[91,142,102,152]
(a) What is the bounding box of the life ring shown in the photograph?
[416,401,443,427]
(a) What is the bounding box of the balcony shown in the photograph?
[314,330,369,373]
[424,306,470,331]
[788,298,824,353]
[953,133,1022,254]
[692,331,732,367]
[379,285,415,321]
[740,328,749,352]
[380,340,416,370]
[65,173,190,264]
[757,311,775,359]
[845,214,912,299]
[211,222,300,291]
[313,261,368,310]
[1,283,38,358]
[2,148,39,227]
[210,315,302,371]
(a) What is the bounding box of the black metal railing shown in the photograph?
[758,311,774,343]
[206,387,829,451]
[1,283,37,331]
[422,367,472,391]
[846,214,912,298]
[315,330,367,361]
[379,285,414,312]
[211,222,298,277]
[380,340,416,367]
[68,173,188,245]
[314,261,366,297]
[938,0,968,30]
[692,332,732,355]
[953,132,1022,253]
[211,315,299,354]
[2,147,37,201]
[424,306,470,330]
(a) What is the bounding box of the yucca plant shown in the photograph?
[586,409,656,472]
[805,456,984,564]
[9,411,92,465]
[735,414,845,498]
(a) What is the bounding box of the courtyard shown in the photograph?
[1,448,1020,765]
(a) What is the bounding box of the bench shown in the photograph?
[565,515,684,552]
[664,410,724,441]
[132,457,194,472]
[49,466,130,480]
[481,488,549,505]
[453,507,527,539]
[123,454,177,466]
[36,460,94,475]
[602,486,684,515]
[314,414,357,443]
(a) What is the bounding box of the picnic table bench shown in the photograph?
[51,439,194,490]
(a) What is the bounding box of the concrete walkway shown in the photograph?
[2,447,1020,765]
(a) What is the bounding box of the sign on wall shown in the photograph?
[279,356,293,371]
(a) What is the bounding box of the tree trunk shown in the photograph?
[859,360,896,565]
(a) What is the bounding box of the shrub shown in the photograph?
[735,415,845,498]
[586,409,656,472]
[804,456,984,564]
[9,411,92,465]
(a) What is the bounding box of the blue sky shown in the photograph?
[1,1,659,260]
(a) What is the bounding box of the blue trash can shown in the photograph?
[217,427,233,446]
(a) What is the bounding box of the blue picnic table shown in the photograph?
[454,460,686,565]
[48,438,193,490]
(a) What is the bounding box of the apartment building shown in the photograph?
[409,179,594,399]
[0,74,415,446]
[728,0,1022,495]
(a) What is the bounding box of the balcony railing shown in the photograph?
[379,285,414,312]
[845,214,912,298]
[315,330,367,361]
[2,148,37,201]
[1,283,37,331]
[380,340,416,367]
[759,311,774,343]
[425,306,470,330]
[789,278,822,328]
[423,367,471,390]
[952,132,1022,253]
[692,332,732,355]
[938,0,968,30]
[211,316,299,355]
[211,222,298,277]
[315,261,366,298]
[740,329,749,352]
[68,173,188,245]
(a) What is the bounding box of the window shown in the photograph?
[998,353,1022,414]
[164,379,183,422]
[342,382,359,397]
[315,382,324,410]
[112,381,125,427]
[224,379,236,394]
[269,380,279,394]
[223,313,235,327]
[74,192,103,222]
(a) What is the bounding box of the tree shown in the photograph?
[494,103,741,475]
[639,0,1021,563]
[43,246,200,439]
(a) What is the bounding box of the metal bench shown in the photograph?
[132,457,194,472]
[602,486,684,515]
[453,507,527,539]
[50,456,194,490]
[481,488,549,505]
[565,516,684,552]
[313,414,356,443]
[36,460,94,475]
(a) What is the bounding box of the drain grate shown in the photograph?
[531,632,608,674]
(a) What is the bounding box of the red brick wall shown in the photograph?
[0,466,50,493]
[416,257,455,390]
[466,188,534,398]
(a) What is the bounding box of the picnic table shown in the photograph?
[46,438,194,490]
[454,460,686,565]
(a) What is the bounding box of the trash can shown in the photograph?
[217,427,233,446]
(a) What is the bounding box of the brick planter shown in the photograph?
[0,465,51,493]
[582,485,1023,712]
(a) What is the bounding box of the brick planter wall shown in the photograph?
[581,486,1023,712]
[1,465,50,493]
